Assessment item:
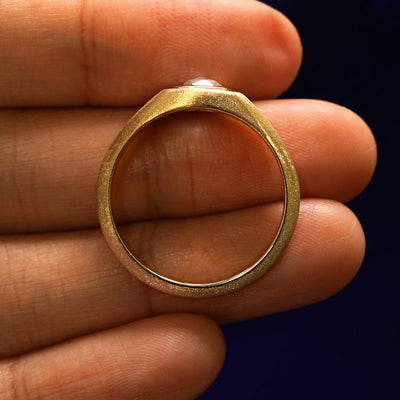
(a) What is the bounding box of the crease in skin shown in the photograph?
[78,0,94,105]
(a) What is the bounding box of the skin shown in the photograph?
[0,0,377,399]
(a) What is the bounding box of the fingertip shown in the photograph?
[228,1,303,99]
[114,313,227,399]
[152,313,226,391]
[259,6,303,98]
[235,200,368,317]
[261,99,377,202]
[337,105,378,198]
[290,200,366,299]
[320,101,377,202]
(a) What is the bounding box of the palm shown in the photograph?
[0,1,376,399]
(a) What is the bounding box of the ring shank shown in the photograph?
[97,85,300,297]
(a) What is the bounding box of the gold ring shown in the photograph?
[97,78,300,297]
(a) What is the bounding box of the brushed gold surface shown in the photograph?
[97,82,300,297]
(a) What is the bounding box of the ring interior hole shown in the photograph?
[110,110,284,284]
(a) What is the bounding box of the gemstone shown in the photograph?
[183,77,222,87]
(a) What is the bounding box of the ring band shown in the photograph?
[97,78,300,297]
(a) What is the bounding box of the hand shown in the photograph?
[0,0,376,398]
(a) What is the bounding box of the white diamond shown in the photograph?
[183,77,222,87]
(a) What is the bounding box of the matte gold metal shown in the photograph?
[97,80,300,297]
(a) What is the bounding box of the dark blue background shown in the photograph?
[201,1,399,399]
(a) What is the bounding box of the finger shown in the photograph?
[0,0,301,107]
[0,314,225,400]
[0,100,376,234]
[0,199,365,357]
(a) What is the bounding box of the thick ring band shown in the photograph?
[97,78,300,297]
